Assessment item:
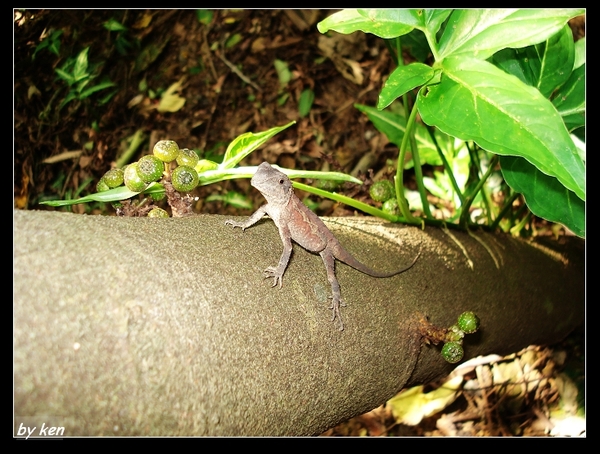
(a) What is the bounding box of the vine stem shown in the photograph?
[395,99,421,224]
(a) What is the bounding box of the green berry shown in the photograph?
[176,148,199,168]
[123,163,149,192]
[441,342,464,364]
[382,198,400,216]
[171,165,199,192]
[96,178,110,193]
[137,155,165,183]
[457,311,480,334]
[370,180,395,202]
[147,207,169,218]
[102,168,124,188]
[153,140,180,163]
[150,191,166,202]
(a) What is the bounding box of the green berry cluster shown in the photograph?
[96,140,203,216]
[440,311,481,364]
[369,180,400,215]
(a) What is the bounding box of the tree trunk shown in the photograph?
[13,210,584,436]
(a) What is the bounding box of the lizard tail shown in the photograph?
[338,244,421,278]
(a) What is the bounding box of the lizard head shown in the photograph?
[251,162,293,204]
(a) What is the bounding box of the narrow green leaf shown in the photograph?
[274,59,291,87]
[196,9,214,25]
[378,62,434,109]
[73,47,90,81]
[438,9,584,60]
[355,104,442,167]
[58,92,78,111]
[32,29,64,60]
[418,57,584,201]
[54,68,75,86]
[97,89,118,106]
[48,37,61,56]
[219,122,296,169]
[75,78,91,94]
[32,39,49,60]
[134,39,170,73]
[500,156,584,237]
[198,165,362,187]
[39,183,163,207]
[298,89,315,117]
[78,80,117,99]
[225,33,242,49]
[103,18,128,32]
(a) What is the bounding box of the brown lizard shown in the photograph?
[225,162,420,330]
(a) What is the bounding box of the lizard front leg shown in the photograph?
[224,205,268,230]
[320,249,345,331]
[264,224,293,288]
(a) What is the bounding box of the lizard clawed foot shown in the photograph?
[224,220,244,229]
[329,297,345,331]
[263,266,284,288]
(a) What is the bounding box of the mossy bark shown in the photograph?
[14,210,584,436]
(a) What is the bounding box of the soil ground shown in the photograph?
[15,9,402,216]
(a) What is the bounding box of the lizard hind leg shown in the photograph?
[329,296,347,331]
[320,250,346,331]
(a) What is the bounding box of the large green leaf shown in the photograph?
[532,25,575,97]
[553,64,585,132]
[356,9,452,36]
[317,9,414,38]
[378,62,435,109]
[490,25,574,98]
[418,57,584,201]
[500,156,584,237]
[438,9,584,60]
[573,37,586,69]
[317,9,452,40]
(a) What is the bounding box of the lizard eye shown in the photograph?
[278,179,284,184]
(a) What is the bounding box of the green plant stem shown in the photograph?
[406,106,432,218]
[393,36,430,219]
[115,129,146,168]
[470,149,496,225]
[510,210,532,236]
[423,29,441,62]
[426,124,466,206]
[384,38,400,66]
[293,182,403,223]
[459,154,499,228]
[490,191,521,231]
[395,101,421,224]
